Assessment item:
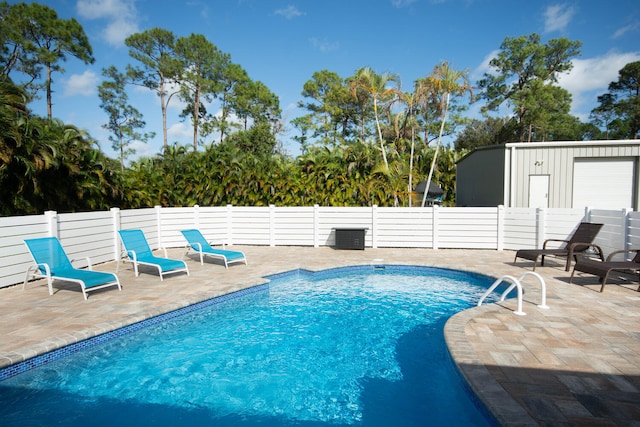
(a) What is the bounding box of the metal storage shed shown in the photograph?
[455,140,640,209]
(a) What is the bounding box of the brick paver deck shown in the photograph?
[1,247,638,426]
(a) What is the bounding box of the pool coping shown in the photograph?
[445,305,539,427]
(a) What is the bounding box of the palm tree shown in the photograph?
[351,67,400,171]
[396,91,420,206]
[418,62,472,207]
[0,81,28,175]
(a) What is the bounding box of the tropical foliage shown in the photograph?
[590,61,640,140]
[477,33,582,143]
[0,82,121,215]
[1,2,638,216]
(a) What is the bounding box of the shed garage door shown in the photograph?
[572,158,635,209]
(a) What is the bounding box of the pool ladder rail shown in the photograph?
[477,271,549,316]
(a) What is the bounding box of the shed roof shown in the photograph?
[414,181,444,195]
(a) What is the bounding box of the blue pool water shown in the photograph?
[0,266,498,426]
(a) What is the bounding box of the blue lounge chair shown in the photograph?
[118,229,189,280]
[23,237,122,300]
[181,229,247,268]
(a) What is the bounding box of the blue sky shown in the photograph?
[16,0,640,159]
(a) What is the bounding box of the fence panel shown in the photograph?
[437,207,499,249]
[197,206,232,245]
[376,207,433,248]
[57,211,116,266]
[230,206,271,246]
[542,209,589,242]
[120,208,158,249]
[589,209,628,257]
[2,205,640,289]
[273,207,315,246]
[317,207,373,247]
[0,214,48,288]
[628,212,640,250]
[157,207,199,248]
[502,208,538,250]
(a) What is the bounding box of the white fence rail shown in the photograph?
[0,205,636,289]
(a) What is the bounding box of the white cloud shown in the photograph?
[558,50,640,115]
[543,4,576,33]
[76,0,139,46]
[63,70,99,97]
[612,21,639,39]
[167,122,193,141]
[103,18,139,46]
[472,49,500,80]
[129,139,158,160]
[309,37,340,53]
[77,0,128,19]
[274,5,304,20]
[392,0,418,7]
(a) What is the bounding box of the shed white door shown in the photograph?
[572,158,635,209]
[528,175,549,208]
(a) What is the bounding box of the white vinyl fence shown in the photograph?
[0,205,636,289]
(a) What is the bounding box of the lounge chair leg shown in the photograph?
[599,273,610,292]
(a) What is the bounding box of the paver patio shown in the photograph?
[1,246,639,426]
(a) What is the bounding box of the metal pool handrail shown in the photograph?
[477,271,549,315]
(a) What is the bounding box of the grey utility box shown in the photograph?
[333,228,367,250]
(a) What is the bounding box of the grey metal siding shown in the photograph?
[456,147,505,206]
[457,141,640,208]
[511,143,640,208]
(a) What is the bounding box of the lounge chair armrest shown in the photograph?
[35,262,51,277]
[542,238,569,249]
[605,249,640,262]
[123,249,137,262]
[208,241,226,249]
[567,242,603,257]
[70,256,93,270]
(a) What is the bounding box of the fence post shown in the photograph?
[155,205,163,249]
[111,207,121,262]
[194,204,200,228]
[44,211,58,238]
[269,204,276,247]
[497,205,505,251]
[535,208,545,248]
[313,205,319,248]
[623,208,631,251]
[432,205,439,250]
[371,205,378,249]
[226,204,233,246]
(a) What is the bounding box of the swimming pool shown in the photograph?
[0,265,498,426]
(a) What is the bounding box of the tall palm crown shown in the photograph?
[351,67,400,171]
[417,62,472,207]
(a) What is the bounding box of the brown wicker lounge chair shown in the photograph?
[513,222,604,271]
[570,249,640,292]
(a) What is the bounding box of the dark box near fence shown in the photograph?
[333,228,367,250]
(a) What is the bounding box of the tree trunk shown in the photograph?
[193,86,200,151]
[421,93,450,207]
[46,64,52,119]
[373,97,389,171]
[160,88,168,149]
